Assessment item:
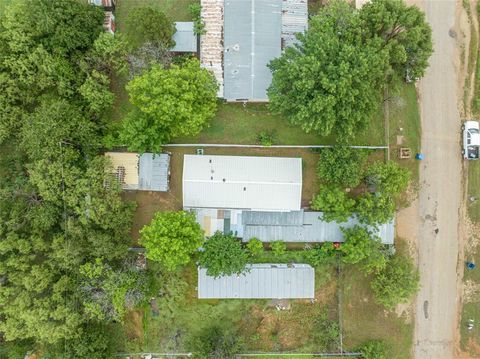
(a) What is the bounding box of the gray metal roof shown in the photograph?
[138,153,170,191]
[242,211,394,244]
[198,263,314,299]
[281,0,308,48]
[172,22,197,53]
[224,0,282,101]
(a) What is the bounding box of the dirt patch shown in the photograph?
[124,309,144,340]
[463,279,480,302]
[396,198,419,262]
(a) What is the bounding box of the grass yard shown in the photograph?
[388,83,422,184]
[174,102,385,146]
[113,260,341,355]
[341,241,414,359]
[468,158,480,222]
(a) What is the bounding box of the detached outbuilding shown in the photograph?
[198,263,315,299]
[105,152,170,191]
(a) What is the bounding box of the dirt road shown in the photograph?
[413,1,463,358]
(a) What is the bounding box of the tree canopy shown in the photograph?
[124,6,176,50]
[199,232,249,277]
[268,0,432,139]
[140,211,204,271]
[311,185,356,223]
[120,58,218,152]
[371,254,419,309]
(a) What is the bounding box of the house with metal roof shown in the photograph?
[182,154,302,211]
[105,152,170,191]
[172,22,198,53]
[200,0,308,101]
[198,263,315,299]
[190,208,395,244]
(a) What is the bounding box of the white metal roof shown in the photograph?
[198,263,315,299]
[182,155,302,211]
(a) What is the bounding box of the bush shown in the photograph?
[199,232,249,277]
[257,131,275,146]
[340,226,387,274]
[189,326,244,359]
[366,161,411,197]
[188,4,206,36]
[305,243,339,266]
[311,309,341,351]
[371,254,419,309]
[356,193,396,225]
[140,211,204,271]
[317,146,369,187]
[124,7,176,49]
[358,340,388,359]
[270,240,286,257]
[246,238,264,257]
[311,185,356,222]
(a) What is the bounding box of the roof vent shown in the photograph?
[233,44,240,51]
[243,187,246,191]
[211,176,213,180]
[223,178,226,182]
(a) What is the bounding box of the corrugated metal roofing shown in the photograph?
[138,153,170,191]
[198,263,314,299]
[243,211,395,244]
[224,0,282,101]
[182,155,302,211]
[281,0,308,48]
[172,22,197,52]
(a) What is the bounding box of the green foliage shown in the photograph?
[311,185,356,223]
[140,211,204,271]
[317,146,369,187]
[305,243,339,266]
[268,1,389,139]
[311,309,341,351]
[257,130,275,146]
[270,240,287,257]
[371,254,420,309]
[356,193,396,226]
[46,323,115,359]
[199,232,249,277]
[340,226,387,273]
[366,161,411,197]
[360,0,433,80]
[268,0,432,139]
[246,238,264,257]
[79,70,115,115]
[120,59,218,152]
[189,326,244,359]
[188,4,206,36]
[358,340,388,359]
[124,7,176,49]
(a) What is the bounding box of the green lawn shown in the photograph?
[341,239,414,359]
[468,161,480,222]
[388,83,422,183]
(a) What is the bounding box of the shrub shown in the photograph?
[246,238,264,257]
[316,146,369,187]
[311,309,341,351]
[188,4,206,35]
[358,340,388,359]
[311,185,356,222]
[371,254,420,309]
[270,240,286,257]
[189,326,244,359]
[199,232,249,277]
[140,211,204,271]
[305,243,338,266]
[257,131,275,146]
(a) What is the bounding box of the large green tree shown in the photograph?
[199,232,249,277]
[140,211,204,271]
[268,1,389,139]
[268,0,432,139]
[311,185,356,223]
[360,0,433,80]
[120,58,218,152]
[371,254,419,309]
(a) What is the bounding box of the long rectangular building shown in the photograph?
[182,155,302,211]
[198,263,315,299]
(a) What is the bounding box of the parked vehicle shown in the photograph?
[463,120,480,160]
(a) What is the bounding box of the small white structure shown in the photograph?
[198,263,315,299]
[182,155,302,211]
[172,22,198,53]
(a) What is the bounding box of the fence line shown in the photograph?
[163,144,387,149]
[235,352,362,357]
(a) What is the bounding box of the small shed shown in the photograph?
[172,22,197,53]
[198,263,315,299]
[105,152,170,191]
